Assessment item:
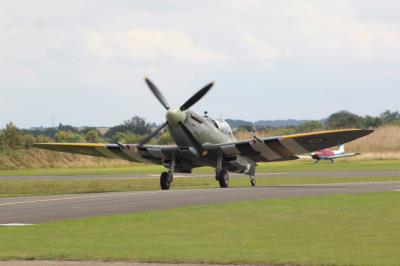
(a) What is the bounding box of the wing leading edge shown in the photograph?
[32,143,182,164]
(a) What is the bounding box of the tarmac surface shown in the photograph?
[1,181,399,224]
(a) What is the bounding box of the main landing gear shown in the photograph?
[215,154,256,188]
[160,159,175,190]
[160,170,173,190]
[215,154,229,188]
[217,169,229,188]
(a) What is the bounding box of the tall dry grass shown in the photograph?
[346,125,400,152]
[0,149,131,170]
[345,125,400,160]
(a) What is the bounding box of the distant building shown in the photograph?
[96,127,110,136]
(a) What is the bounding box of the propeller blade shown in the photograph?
[180,82,214,111]
[144,77,170,110]
[179,122,204,155]
[138,121,168,147]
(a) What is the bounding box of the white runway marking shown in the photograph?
[0,189,204,207]
[0,223,34,226]
[0,192,159,207]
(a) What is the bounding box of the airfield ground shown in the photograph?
[1,160,399,177]
[1,191,400,265]
[0,160,400,197]
[0,160,400,266]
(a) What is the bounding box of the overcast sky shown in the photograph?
[1,0,400,128]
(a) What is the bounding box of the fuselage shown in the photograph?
[167,110,235,147]
[163,109,255,174]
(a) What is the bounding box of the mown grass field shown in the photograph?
[1,160,400,177]
[1,192,399,266]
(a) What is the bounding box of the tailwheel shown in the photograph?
[250,176,256,187]
[160,171,173,190]
[217,169,229,188]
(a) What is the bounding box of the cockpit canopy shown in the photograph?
[213,119,233,137]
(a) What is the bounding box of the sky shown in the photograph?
[1,0,400,128]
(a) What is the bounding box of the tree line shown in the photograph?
[0,116,172,151]
[0,110,399,151]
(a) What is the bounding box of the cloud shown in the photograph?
[239,33,282,61]
[87,29,229,64]
[287,1,400,62]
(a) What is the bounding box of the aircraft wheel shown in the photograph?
[160,171,173,190]
[218,169,229,188]
[250,176,256,187]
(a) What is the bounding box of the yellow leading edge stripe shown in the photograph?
[35,129,363,147]
[282,129,362,139]
[35,143,106,147]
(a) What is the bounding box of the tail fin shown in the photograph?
[337,144,345,153]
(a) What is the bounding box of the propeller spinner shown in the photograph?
[138,77,214,147]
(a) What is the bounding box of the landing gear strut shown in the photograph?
[250,176,256,187]
[160,159,175,190]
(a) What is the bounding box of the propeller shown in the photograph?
[180,82,214,111]
[179,121,207,155]
[138,77,213,149]
[138,121,168,146]
[145,77,171,110]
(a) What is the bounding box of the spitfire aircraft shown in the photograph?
[34,78,373,190]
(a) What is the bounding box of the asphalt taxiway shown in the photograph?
[1,181,399,224]
[1,170,399,180]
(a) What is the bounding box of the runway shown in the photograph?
[1,170,399,180]
[1,181,399,224]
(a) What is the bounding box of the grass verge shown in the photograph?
[1,192,400,266]
[0,160,399,177]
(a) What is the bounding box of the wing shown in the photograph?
[327,152,360,159]
[33,143,184,165]
[204,129,372,163]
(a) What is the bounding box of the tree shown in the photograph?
[3,122,22,149]
[297,120,324,133]
[58,123,79,133]
[122,132,141,144]
[106,116,151,138]
[157,131,174,145]
[21,133,36,149]
[380,110,400,124]
[84,129,103,143]
[123,116,151,135]
[364,115,383,128]
[55,131,84,143]
[326,110,365,129]
[0,130,5,150]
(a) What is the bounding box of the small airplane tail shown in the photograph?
[337,144,345,153]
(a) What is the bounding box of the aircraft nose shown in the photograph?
[166,108,186,126]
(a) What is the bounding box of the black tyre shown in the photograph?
[250,177,256,187]
[160,171,171,190]
[218,169,229,188]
